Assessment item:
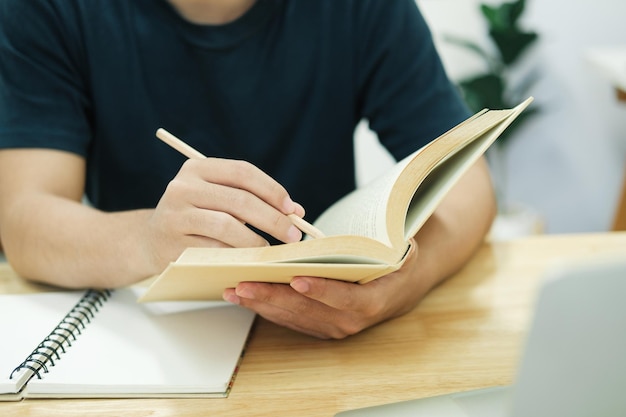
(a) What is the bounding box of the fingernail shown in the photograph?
[294,202,306,217]
[283,196,296,214]
[223,293,240,305]
[236,287,254,299]
[287,225,303,242]
[290,278,310,294]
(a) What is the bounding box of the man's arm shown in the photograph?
[0,148,144,288]
[223,157,497,339]
[0,148,306,288]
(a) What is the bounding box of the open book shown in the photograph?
[0,289,255,400]
[139,97,533,302]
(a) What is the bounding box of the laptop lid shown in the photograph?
[335,255,626,417]
[509,255,626,417]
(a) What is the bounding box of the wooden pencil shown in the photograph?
[156,128,325,239]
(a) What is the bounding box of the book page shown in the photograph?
[312,149,420,247]
[312,104,522,248]
[384,99,532,249]
[401,112,516,242]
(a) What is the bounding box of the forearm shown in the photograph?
[0,154,308,289]
[411,158,497,296]
[1,194,155,289]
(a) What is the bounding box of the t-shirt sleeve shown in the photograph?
[0,0,91,156]
[354,0,471,160]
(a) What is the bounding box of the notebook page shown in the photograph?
[0,291,85,398]
[25,288,255,397]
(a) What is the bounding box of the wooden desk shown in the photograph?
[2,232,626,417]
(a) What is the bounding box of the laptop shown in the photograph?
[335,255,626,417]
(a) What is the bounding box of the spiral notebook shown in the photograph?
[0,288,256,401]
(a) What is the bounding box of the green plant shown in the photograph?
[444,0,540,149]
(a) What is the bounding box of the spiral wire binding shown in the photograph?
[9,289,112,381]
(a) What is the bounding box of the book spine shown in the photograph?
[9,289,112,381]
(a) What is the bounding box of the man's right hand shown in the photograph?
[0,149,304,288]
[144,157,305,272]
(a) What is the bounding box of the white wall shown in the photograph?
[355,0,626,234]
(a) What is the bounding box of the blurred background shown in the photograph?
[355,0,626,238]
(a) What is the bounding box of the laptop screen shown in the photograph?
[335,256,626,417]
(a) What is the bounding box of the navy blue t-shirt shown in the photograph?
[0,0,469,222]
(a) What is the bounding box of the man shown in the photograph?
[0,0,496,339]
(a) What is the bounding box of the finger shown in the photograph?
[186,181,302,243]
[148,212,268,269]
[293,202,306,218]
[178,160,303,243]
[186,158,299,215]
[289,241,418,316]
[289,276,381,314]
[181,209,270,248]
[223,287,332,339]
[226,282,362,339]
[153,182,272,248]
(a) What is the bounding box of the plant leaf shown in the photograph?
[442,34,492,62]
[457,73,506,112]
[480,0,527,30]
[490,30,538,65]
